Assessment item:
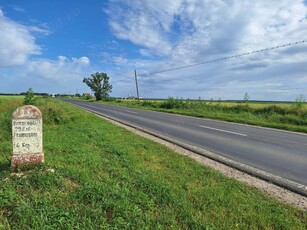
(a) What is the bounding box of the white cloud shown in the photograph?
[11,5,26,13]
[26,56,91,80]
[0,9,45,67]
[73,56,90,65]
[107,0,180,56]
[107,0,307,60]
[106,0,307,100]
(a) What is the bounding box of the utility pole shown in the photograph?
[134,70,140,100]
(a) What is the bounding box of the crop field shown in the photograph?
[0,96,306,229]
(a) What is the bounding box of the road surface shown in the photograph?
[62,99,307,190]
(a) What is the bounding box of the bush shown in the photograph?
[279,114,307,126]
[294,94,305,109]
[160,97,186,109]
[231,104,251,113]
[23,88,36,105]
[103,97,116,102]
[141,100,158,108]
[292,108,305,117]
[82,94,93,100]
[39,104,65,125]
[255,105,286,116]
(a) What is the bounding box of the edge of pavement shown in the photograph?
[67,101,307,198]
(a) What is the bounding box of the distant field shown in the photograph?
[99,98,307,133]
[0,95,23,99]
[202,101,296,108]
[0,96,306,229]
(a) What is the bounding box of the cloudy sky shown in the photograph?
[0,0,307,100]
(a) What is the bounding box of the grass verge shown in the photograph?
[98,98,307,133]
[0,97,306,229]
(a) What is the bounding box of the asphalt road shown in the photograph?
[62,99,307,187]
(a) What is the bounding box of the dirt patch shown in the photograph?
[101,116,307,211]
[65,177,79,190]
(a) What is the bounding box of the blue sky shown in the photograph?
[0,0,307,100]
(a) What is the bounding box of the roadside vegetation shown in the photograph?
[99,96,307,133]
[0,96,306,229]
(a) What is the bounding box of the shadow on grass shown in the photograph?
[0,161,11,173]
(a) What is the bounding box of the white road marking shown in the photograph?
[199,125,247,137]
[126,110,138,114]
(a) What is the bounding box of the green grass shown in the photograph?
[0,96,306,229]
[98,98,307,133]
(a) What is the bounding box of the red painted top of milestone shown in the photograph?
[12,105,42,119]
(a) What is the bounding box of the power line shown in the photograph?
[137,40,306,77]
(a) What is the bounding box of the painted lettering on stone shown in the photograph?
[11,105,44,171]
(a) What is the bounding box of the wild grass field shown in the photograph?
[99,97,307,133]
[0,96,306,229]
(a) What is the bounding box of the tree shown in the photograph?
[24,88,36,105]
[83,72,112,101]
[244,93,250,106]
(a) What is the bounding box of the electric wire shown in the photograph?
[137,40,306,77]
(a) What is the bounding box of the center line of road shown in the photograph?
[199,125,247,137]
[126,110,138,114]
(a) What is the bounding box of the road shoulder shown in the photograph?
[100,115,307,211]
